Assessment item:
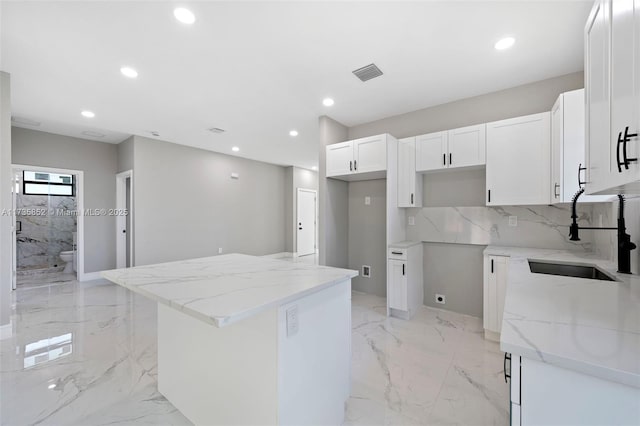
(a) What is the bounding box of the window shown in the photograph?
[23,171,75,196]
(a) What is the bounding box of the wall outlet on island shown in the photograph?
[408,216,415,226]
[218,247,223,254]
[435,294,446,305]
[365,196,371,205]
[509,216,518,227]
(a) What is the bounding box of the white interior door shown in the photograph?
[116,171,133,268]
[296,188,316,257]
[11,170,18,290]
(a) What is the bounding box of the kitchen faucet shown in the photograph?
[569,188,637,274]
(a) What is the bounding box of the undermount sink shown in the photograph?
[528,260,617,282]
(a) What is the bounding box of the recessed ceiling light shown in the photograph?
[232,146,240,152]
[322,98,335,107]
[494,37,515,50]
[174,7,195,24]
[48,383,56,390]
[289,130,298,137]
[81,110,95,118]
[311,166,318,171]
[120,66,138,78]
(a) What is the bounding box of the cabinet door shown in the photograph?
[551,94,564,203]
[484,255,509,333]
[353,135,387,173]
[387,259,407,311]
[326,141,353,177]
[447,124,486,168]
[609,0,640,187]
[585,0,612,194]
[486,113,551,206]
[416,131,448,172]
[398,138,417,207]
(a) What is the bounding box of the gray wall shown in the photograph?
[319,116,349,268]
[117,136,134,173]
[348,179,386,296]
[0,72,12,328]
[131,135,286,266]
[343,71,586,317]
[12,127,118,274]
[284,167,294,252]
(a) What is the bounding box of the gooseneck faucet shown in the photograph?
[569,188,637,274]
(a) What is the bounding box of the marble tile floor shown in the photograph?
[1,278,508,426]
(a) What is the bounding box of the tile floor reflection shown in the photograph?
[1,273,507,425]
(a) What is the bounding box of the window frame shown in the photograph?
[22,171,75,197]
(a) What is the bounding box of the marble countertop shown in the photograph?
[485,246,640,388]
[102,254,358,328]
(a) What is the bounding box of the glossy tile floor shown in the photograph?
[1,272,508,425]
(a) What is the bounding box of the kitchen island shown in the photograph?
[102,254,358,426]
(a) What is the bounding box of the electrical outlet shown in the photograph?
[509,216,518,227]
[218,247,223,254]
[435,294,446,305]
[365,196,371,205]
[362,265,371,277]
[286,305,299,337]
[408,216,415,226]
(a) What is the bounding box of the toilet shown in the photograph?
[60,251,75,274]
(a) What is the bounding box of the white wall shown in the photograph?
[0,72,12,329]
[12,127,118,273]
[130,136,287,265]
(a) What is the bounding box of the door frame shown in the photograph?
[295,188,317,257]
[11,164,86,283]
[116,170,133,269]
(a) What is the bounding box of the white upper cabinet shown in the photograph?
[415,125,486,172]
[326,134,389,180]
[326,141,354,177]
[486,112,551,206]
[447,124,486,169]
[353,135,387,173]
[416,131,448,172]
[585,0,640,194]
[398,137,422,207]
[551,89,612,204]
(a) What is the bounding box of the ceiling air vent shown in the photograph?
[11,116,41,127]
[208,127,226,134]
[352,63,383,82]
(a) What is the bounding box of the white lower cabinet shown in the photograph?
[387,243,423,319]
[505,355,640,425]
[483,254,509,341]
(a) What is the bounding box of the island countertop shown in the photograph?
[485,246,640,388]
[102,253,358,328]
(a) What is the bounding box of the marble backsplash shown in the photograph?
[405,204,598,252]
[17,194,76,270]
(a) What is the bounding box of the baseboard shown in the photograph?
[261,252,295,259]
[80,271,104,281]
[0,321,13,340]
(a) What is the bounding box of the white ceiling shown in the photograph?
[1,1,592,169]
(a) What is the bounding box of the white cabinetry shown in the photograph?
[326,135,388,180]
[551,89,612,203]
[483,254,508,341]
[398,137,422,207]
[415,124,485,172]
[387,243,423,320]
[486,112,551,206]
[505,355,640,425]
[585,0,640,194]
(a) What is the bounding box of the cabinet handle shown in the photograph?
[622,126,638,170]
[487,189,491,203]
[391,251,403,255]
[350,160,353,171]
[504,353,511,383]
[449,153,452,165]
[410,193,414,205]
[491,258,494,273]
[354,160,357,171]
[554,183,560,198]
[578,163,587,188]
[443,153,446,166]
[402,263,405,275]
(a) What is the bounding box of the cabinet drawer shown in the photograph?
[388,248,407,260]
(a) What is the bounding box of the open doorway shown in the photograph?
[11,165,85,288]
[296,188,317,257]
[115,170,133,268]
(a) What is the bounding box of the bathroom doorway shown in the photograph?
[115,170,133,268]
[11,165,85,288]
